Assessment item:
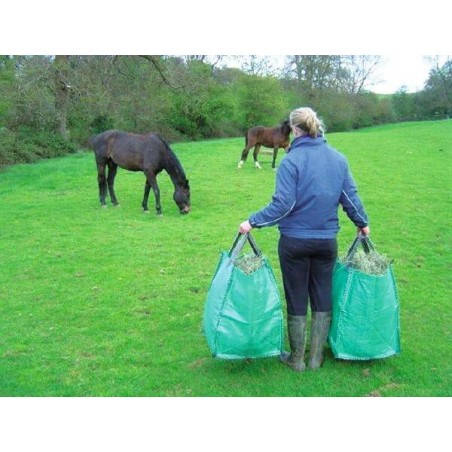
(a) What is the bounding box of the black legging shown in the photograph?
[278,235,337,316]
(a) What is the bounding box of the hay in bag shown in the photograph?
[328,234,401,360]
[203,233,284,359]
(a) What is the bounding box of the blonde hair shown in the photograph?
[289,107,325,138]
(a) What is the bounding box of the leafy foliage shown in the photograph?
[236,74,289,128]
[420,59,452,118]
[0,55,451,165]
[0,127,77,165]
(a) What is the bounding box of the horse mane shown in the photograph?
[154,134,189,187]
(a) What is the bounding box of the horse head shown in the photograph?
[281,119,291,136]
[174,179,191,214]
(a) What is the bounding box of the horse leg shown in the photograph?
[143,172,162,215]
[272,147,279,170]
[107,161,119,206]
[253,144,262,169]
[96,161,108,207]
[238,144,252,169]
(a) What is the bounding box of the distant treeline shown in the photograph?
[0,55,451,165]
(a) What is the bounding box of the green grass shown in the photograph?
[0,121,450,396]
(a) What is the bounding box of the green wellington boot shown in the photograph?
[279,315,307,372]
[308,311,332,370]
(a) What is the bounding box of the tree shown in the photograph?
[0,56,15,127]
[337,55,382,94]
[54,55,71,139]
[283,55,341,98]
[0,54,402,165]
[163,58,236,139]
[237,73,288,129]
[7,55,58,132]
[392,86,416,121]
[240,55,277,76]
[420,57,452,118]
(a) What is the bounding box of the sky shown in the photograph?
[372,55,434,94]
[227,55,446,94]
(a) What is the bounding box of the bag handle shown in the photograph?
[228,233,262,263]
[344,233,375,263]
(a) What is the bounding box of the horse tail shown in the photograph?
[87,134,97,149]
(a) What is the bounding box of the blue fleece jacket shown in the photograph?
[248,135,369,239]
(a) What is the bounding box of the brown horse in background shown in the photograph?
[237,119,291,170]
[90,130,190,215]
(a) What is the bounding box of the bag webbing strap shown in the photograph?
[228,233,262,263]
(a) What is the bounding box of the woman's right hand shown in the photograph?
[239,220,253,234]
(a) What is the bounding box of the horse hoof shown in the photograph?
[237,161,243,169]
[143,210,150,214]
[113,204,120,207]
[255,163,262,170]
[101,205,107,208]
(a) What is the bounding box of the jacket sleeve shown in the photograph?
[339,169,369,228]
[249,159,297,228]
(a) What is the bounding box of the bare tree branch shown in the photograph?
[138,55,181,92]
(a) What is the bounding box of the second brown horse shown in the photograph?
[237,120,291,170]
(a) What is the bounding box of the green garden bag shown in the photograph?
[328,234,401,360]
[203,233,284,360]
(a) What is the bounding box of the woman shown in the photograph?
[239,107,370,372]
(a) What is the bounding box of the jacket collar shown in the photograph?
[288,134,326,151]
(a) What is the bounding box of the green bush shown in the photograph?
[0,128,77,166]
[90,114,115,135]
[0,128,18,165]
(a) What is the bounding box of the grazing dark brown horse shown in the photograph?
[90,130,190,215]
[237,119,291,170]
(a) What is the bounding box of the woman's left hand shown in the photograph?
[239,220,253,234]
[358,226,370,236]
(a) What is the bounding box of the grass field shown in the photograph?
[0,120,450,397]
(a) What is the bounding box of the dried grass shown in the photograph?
[233,253,265,275]
[342,249,392,275]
